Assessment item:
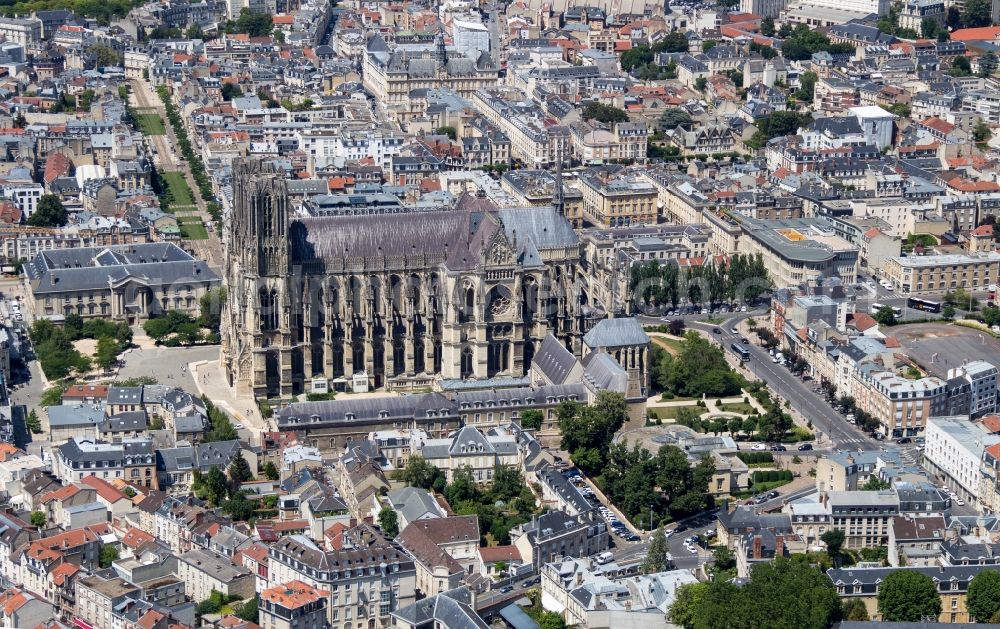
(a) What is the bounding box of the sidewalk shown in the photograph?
[190,359,266,440]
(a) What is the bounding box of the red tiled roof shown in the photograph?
[479,545,522,563]
[973,224,995,237]
[981,415,1000,433]
[922,117,956,134]
[851,313,878,331]
[951,26,1000,41]
[80,475,127,503]
[122,527,154,549]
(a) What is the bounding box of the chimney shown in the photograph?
[752,535,762,559]
[775,535,785,557]
[575,571,583,586]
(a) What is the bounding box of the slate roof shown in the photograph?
[582,317,650,348]
[25,243,219,294]
[531,334,578,385]
[47,405,104,428]
[391,587,487,629]
[387,487,444,524]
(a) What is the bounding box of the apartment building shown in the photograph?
[577,169,658,227]
[826,491,900,548]
[259,580,330,629]
[854,369,948,438]
[815,450,905,492]
[0,17,42,46]
[267,525,417,629]
[472,88,571,168]
[881,252,1000,295]
[177,548,255,602]
[53,437,156,486]
[510,510,609,570]
[947,361,999,417]
[75,574,141,629]
[569,120,648,164]
[924,415,1000,507]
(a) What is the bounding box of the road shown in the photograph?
[640,308,876,450]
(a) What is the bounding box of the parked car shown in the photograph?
[625,533,641,542]
[500,586,514,593]
[770,444,786,451]
[956,498,966,506]
[797,443,813,451]
[767,490,780,499]
[896,437,911,444]
[751,443,767,451]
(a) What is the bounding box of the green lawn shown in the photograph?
[134,113,166,135]
[649,404,701,420]
[180,222,209,240]
[178,215,203,224]
[718,402,756,415]
[162,172,194,206]
[652,336,685,355]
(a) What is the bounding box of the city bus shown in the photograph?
[906,297,942,313]
[731,342,751,361]
[870,303,902,317]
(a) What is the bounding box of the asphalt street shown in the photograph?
[641,308,876,450]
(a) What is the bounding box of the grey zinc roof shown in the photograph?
[277,392,456,427]
[448,425,495,456]
[391,587,487,629]
[388,487,443,524]
[532,334,578,385]
[582,352,628,393]
[582,317,650,349]
[47,404,104,428]
[25,243,219,294]
[497,206,580,251]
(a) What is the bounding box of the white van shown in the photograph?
[596,551,614,565]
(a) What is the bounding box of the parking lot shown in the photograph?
[563,468,643,543]
[893,323,1000,379]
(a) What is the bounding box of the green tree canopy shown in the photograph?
[643,526,669,573]
[582,102,629,124]
[873,305,897,326]
[878,569,942,621]
[378,506,399,538]
[519,409,543,430]
[396,455,446,490]
[27,195,68,227]
[967,569,1000,622]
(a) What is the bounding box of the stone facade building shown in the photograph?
[221,158,600,398]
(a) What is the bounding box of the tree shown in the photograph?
[232,597,259,623]
[660,108,693,130]
[861,476,890,491]
[967,569,1000,622]
[873,305,897,326]
[679,556,841,628]
[27,195,68,227]
[26,409,41,434]
[761,16,776,36]
[842,598,869,621]
[670,582,708,629]
[378,506,399,538]
[396,455,445,490]
[185,24,204,39]
[221,491,256,521]
[950,55,972,77]
[537,612,566,629]
[520,409,543,430]
[878,569,942,621]
[94,336,121,373]
[262,461,279,480]
[199,287,227,330]
[99,544,119,568]
[643,527,669,573]
[232,8,273,36]
[582,102,629,124]
[795,71,818,101]
[30,511,45,527]
[943,304,956,320]
[435,126,457,140]
[653,31,689,53]
[228,453,253,484]
[981,51,1000,77]
[820,529,845,566]
[220,83,243,101]
[963,0,992,27]
[974,120,992,143]
[921,17,939,39]
[88,43,121,68]
[202,466,229,505]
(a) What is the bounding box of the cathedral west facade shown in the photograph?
[221,158,600,399]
